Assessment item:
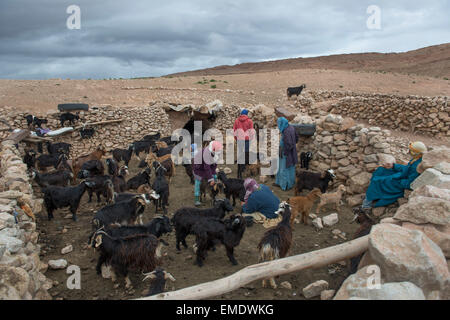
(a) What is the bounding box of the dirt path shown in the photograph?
[36,159,365,300]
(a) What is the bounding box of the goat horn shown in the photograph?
[164,272,176,282]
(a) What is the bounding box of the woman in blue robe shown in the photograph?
[362,141,427,209]
[275,117,298,191]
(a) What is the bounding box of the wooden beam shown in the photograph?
[4,130,30,144]
[138,235,369,300]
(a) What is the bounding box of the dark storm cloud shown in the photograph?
[0,0,449,79]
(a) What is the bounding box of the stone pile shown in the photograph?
[0,139,51,300]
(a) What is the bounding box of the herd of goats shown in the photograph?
[19,117,374,296]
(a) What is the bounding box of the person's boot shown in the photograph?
[194,196,201,207]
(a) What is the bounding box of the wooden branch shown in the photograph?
[138,235,369,300]
[73,119,123,130]
[23,136,53,143]
[4,130,30,144]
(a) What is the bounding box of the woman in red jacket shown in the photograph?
[233,109,255,178]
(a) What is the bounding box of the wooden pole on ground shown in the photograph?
[138,235,369,300]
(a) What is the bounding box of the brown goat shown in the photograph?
[72,146,106,179]
[287,188,322,225]
[145,152,175,182]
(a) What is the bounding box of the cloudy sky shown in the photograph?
[0,0,449,79]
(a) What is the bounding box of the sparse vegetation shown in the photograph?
[210,85,217,89]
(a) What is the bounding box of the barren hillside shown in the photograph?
[168,43,450,78]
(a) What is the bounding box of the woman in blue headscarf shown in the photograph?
[274,117,299,191]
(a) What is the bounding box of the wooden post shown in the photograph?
[138,235,369,300]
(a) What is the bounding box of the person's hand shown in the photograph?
[240,201,245,207]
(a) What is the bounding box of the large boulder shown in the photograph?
[434,162,450,175]
[368,224,449,295]
[349,172,372,194]
[393,196,450,226]
[410,185,450,202]
[335,264,425,300]
[334,265,382,300]
[411,168,450,190]
[417,147,450,174]
[402,223,450,258]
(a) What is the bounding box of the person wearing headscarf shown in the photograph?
[241,178,281,227]
[192,140,223,206]
[233,109,255,176]
[360,141,427,210]
[274,117,299,191]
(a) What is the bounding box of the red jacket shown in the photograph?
[233,115,255,141]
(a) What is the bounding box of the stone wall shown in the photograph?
[0,104,173,158]
[294,90,449,137]
[295,114,406,197]
[0,139,51,300]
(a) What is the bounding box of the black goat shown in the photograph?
[32,169,73,188]
[92,196,147,229]
[105,215,172,239]
[183,162,194,184]
[77,159,105,179]
[217,170,245,206]
[192,215,246,267]
[35,153,64,171]
[46,142,72,155]
[349,207,376,274]
[295,169,336,195]
[126,168,151,190]
[25,115,47,128]
[155,146,174,158]
[287,84,306,98]
[43,181,88,221]
[60,112,80,127]
[112,147,133,166]
[143,132,161,141]
[23,149,36,170]
[113,192,154,207]
[159,136,178,147]
[171,198,234,251]
[85,175,115,204]
[106,158,119,176]
[143,267,176,296]
[151,163,169,215]
[131,140,155,158]
[80,128,95,139]
[89,231,165,289]
[300,151,313,170]
[200,178,224,204]
[258,202,293,289]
